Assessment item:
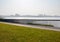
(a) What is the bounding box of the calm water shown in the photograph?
[33,21,60,27]
[3,17,60,27]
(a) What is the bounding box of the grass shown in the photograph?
[0,23,60,42]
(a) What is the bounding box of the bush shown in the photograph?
[27,22,54,27]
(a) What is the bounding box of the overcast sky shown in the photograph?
[0,0,60,15]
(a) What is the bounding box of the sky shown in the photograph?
[0,0,60,15]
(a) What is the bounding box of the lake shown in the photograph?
[32,21,60,27]
[2,16,60,27]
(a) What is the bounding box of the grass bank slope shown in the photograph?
[0,23,60,42]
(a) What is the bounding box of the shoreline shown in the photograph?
[0,21,60,31]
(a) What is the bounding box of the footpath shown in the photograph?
[0,22,60,31]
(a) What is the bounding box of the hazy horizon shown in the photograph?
[0,0,60,15]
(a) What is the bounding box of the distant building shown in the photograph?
[15,14,20,16]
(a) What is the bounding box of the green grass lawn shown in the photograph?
[0,23,60,42]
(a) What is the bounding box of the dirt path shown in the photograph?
[0,22,60,31]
